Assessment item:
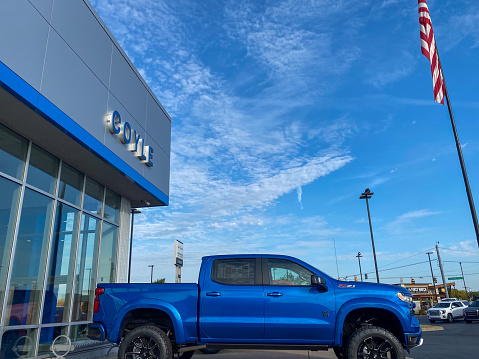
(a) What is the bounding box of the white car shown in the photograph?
[427,300,466,323]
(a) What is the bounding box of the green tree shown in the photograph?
[153,278,166,283]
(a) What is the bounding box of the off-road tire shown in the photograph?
[346,326,405,359]
[118,326,172,359]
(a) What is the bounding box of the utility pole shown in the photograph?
[426,252,438,305]
[359,189,380,283]
[356,252,363,281]
[459,262,469,300]
[148,264,154,283]
[436,243,449,298]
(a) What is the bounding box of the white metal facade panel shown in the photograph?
[0,0,49,92]
[50,0,113,87]
[145,133,171,192]
[147,93,172,156]
[41,29,110,144]
[109,46,148,129]
[29,0,54,22]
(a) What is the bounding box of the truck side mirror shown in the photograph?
[311,275,328,293]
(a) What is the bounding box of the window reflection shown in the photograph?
[26,145,59,194]
[5,189,54,326]
[38,326,67,356]
[1,328,37,359]
[83,178,103,215]
[0,123,28,180]
[42,204,79,324]
[58,163,83,207]
[0,177,21,322]
[98,223,118,284]
[72,214,100,322]
[104,189,120,224]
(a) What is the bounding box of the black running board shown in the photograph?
[206,344,328,351]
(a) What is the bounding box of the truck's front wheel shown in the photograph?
[119,326,172,359]
[346,326,405,359]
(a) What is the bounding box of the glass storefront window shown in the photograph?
[104,189,120,224]
[70,324,89,342]
[38,326,67,356]
[57,163,83,207]
[71,214,100,322]
[4,189,54,326]
[83,178,103,215]
[0,123,28,180]
[0,178,22,322]
[42,204,80,324]
[26,145,59,194]
[1,328,37,359]
[98,223,118,284]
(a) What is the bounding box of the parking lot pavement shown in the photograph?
[97,316,479,359]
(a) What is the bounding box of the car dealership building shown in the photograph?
[0,0,170,357]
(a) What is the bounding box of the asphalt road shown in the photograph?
[99,316,479,359]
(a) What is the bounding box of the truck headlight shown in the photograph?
[397,292,413,303]
[441,310,446,314]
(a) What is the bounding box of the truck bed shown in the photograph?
[95,283,199,343]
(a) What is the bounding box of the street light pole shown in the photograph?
[359,188,380,283]
[148,264,154,283]
[426,252,438,305]
[128,209,141,283]
[356,252,363,281]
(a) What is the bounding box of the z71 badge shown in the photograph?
[338,284,356,288]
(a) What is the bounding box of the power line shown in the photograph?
[346,259,437,278]
[377,248,436,270]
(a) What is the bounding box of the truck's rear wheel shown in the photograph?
[119,326,172,359]
[346,326,405,359]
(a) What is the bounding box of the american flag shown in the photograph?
[418,1,445,105]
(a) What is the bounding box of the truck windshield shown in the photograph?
[435,303,450,308]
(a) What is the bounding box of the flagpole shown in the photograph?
[440,61,479,248]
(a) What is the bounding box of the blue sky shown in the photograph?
[90,0,479,290]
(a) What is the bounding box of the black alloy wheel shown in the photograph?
[119,326,172,359]
[347,326,405,359]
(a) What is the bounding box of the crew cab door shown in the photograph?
[451,301,464,318]
[200,258,264,340]
[262,258,335,342]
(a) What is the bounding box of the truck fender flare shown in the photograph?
[110,298,186,344]
[334,298,408,346]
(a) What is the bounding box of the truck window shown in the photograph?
[267,258,313,286]
[212,258,256,285]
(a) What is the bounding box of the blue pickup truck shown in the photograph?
[88,254,422,359]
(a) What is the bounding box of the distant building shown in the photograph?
[396,282,456,313]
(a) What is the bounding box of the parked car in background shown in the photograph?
[427,301,466,323]
[464,300,479,323]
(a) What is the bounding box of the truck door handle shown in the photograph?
[267,292,283,297]
[206,292,221,297]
